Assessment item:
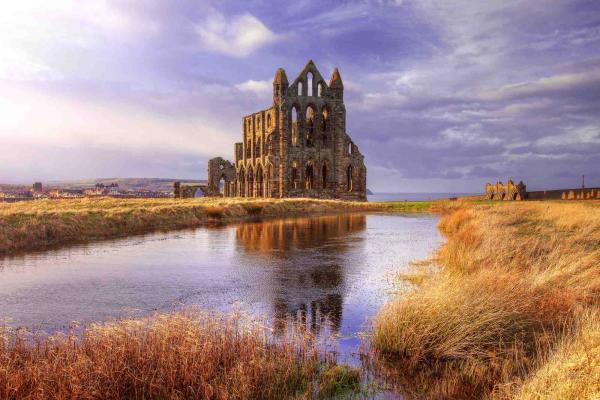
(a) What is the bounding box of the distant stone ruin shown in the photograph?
[206,157,235,197]
[528,187,600,200]
[173,182,205,198]
[484,180,600,201]
[484,180,527,201]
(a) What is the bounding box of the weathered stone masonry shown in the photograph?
[484,180,600,200]
[195,60,367,201]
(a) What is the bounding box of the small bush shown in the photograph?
[318,364,361,399]
[204,205,225,219]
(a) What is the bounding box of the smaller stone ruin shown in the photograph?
[206,157,236,197]
[484,180,527,201]
[173,157,236,198]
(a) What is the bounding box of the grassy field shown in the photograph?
[372,201,600,399]
[0,310,360,399]
[0,197,433,255]
[8,197,598,398]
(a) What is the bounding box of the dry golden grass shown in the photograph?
[508,311,600,400]
[372,201,600,399]
[0,197,390,255]
[0,310,360,400]
[0,197,437,255]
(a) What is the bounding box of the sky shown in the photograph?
[1,0,599,192]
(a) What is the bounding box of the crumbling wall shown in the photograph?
[484,180,527,201]
[527,188,600,200]
[173,182,209,198]
[483,180,600,201]
[207,157,236,197]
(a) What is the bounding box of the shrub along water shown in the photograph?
[0,197,397,255]
[372,201,600,399]
[0,197,436,255]
[0,310,361,399]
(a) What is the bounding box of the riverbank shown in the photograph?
[372,201,600,399]
[0,310,360,399]
[0,197,433,255]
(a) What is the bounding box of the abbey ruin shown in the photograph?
[484,180,600,201]
[179,60,367,201]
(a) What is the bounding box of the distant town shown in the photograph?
[0,178,207,202]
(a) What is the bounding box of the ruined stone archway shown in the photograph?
[238,167,246,197]
[265,164,273,197]
[208,157,235,197]
[256,165,264,197]
[247,168,255,197]
[321,161,329,190]
[346,165,353,192]
[194,188,205,198]
[305,162,314,190]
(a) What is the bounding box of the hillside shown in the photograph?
[46,178,207,191]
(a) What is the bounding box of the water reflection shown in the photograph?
[236,214,366,254]
[236,215,366,335]
[0,213,440,364]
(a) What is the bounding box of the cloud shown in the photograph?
[235,79,272,96]
[0,0,598,191]
[0,83,234,157]
[195,12,280,57]
[482,69,600,101]
[0,0,160,80]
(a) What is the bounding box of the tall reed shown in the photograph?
[0,197,388,255]
[372,201,600,399]
[0,310,354,399]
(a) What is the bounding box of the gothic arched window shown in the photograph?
[291,106,299,146]
[291,161,299,189]
[306,106,315,147]
[318,82,324,97]
[347,165,353,192]
[305,163,314,189]
[321,107,329,145]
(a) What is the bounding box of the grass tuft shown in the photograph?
[318,364,361,399]
[371,201,600,399]
[0,310,348,400]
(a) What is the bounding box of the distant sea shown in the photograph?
[367,192,479,202]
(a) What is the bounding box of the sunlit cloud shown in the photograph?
[194,11,280,57]
[0,83,234,155]
[235,79,272,96]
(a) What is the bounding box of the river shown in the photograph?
[0,213,440,364]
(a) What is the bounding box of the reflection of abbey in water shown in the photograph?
[235,214,366,334]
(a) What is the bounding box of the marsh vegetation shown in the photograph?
[372,201,600,399]
[0,310,365,399]
[1,199,597,399]
[0,197,400,255]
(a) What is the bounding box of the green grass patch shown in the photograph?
[375,201,435,212]
[318,364,361,399]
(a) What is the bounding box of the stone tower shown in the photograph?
[212,60,367,201]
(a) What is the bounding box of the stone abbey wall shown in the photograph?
[205,60,367,201]
[484,180,600,201]
[527,187,600,200]
[484,180,527,201]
